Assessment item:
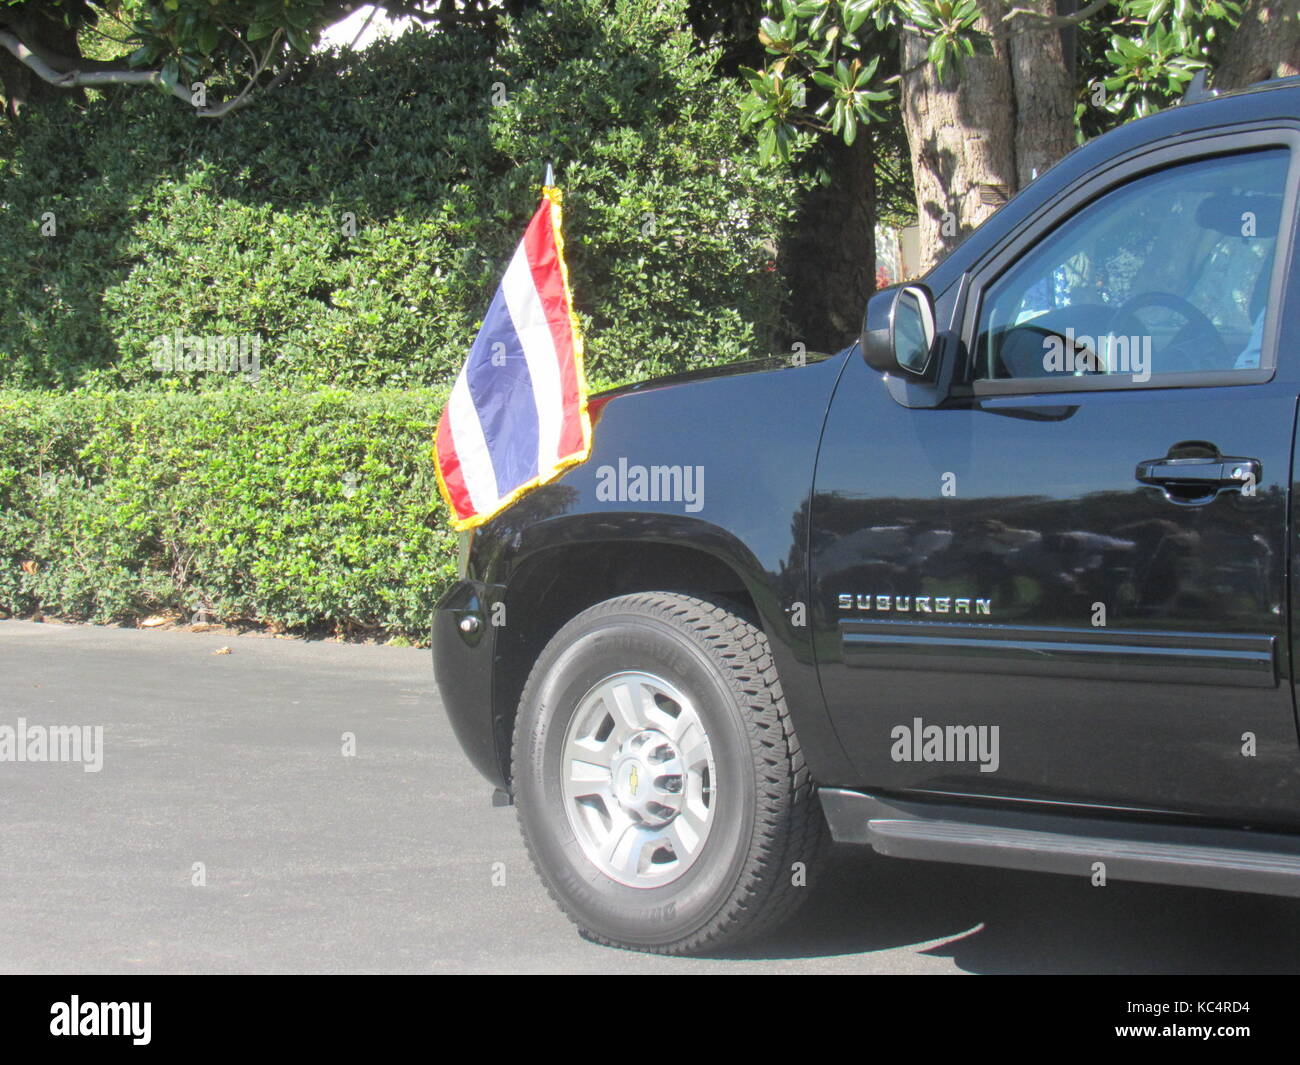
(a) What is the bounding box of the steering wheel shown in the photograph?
[1108,291,1232,373]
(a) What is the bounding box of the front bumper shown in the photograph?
[432,579,507,789]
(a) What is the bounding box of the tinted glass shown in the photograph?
[975,149,1289,383]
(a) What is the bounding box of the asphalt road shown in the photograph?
[2,619,1299,974]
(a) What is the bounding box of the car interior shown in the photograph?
[977,148,1288,381]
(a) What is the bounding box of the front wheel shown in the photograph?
[512,592,826,954]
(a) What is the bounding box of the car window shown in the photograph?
[974,148,1289,384]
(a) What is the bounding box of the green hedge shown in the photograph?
[0,388,456,638]
[0,0,802,392]
[0,0,809,637]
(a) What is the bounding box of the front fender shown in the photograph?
[463,352,858,785]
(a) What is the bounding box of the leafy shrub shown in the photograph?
[0,0,802,391]
[0,388,455,638]
[0,0,808,637]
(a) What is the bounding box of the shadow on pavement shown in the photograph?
[720,845,1300,973]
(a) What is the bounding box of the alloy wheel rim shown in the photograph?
[560,670,717,889]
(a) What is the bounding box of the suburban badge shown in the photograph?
[837,593,992,616]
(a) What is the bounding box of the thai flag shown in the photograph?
[435,187,592,530]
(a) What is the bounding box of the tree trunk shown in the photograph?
[1215,0,1300,90]
[899,2,1018,274]
[785,129,876,352]
[0,3,86,123]
[899,1,1083,273]
[1009,0,1077,187]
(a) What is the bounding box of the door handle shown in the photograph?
[1135,456,1260,490]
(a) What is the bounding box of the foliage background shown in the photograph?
[0,0,808,638]
[1,0,802,391]
[0,388,454,637]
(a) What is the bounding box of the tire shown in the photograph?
[512,592,827,955]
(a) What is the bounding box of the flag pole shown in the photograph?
[543,160,555,188]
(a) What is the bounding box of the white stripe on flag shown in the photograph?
[448,368,499,515]
[502,243,564,470]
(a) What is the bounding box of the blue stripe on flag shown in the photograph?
[465,284,541,496]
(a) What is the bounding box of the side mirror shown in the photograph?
[861,284,936,376]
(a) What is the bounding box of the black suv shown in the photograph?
[434,77,1300,954]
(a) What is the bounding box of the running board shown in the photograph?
[819,789,1300,898]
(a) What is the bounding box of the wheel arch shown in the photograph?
[491,535,765,789]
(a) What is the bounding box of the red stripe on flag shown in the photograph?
[435,405,475,523]
[522,199,584,458]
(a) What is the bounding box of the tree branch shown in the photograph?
[0,25,300,119]
[999,0,1113,29]
[0,28,193,106]
[194,29,287,119]
[348,4,381,50]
